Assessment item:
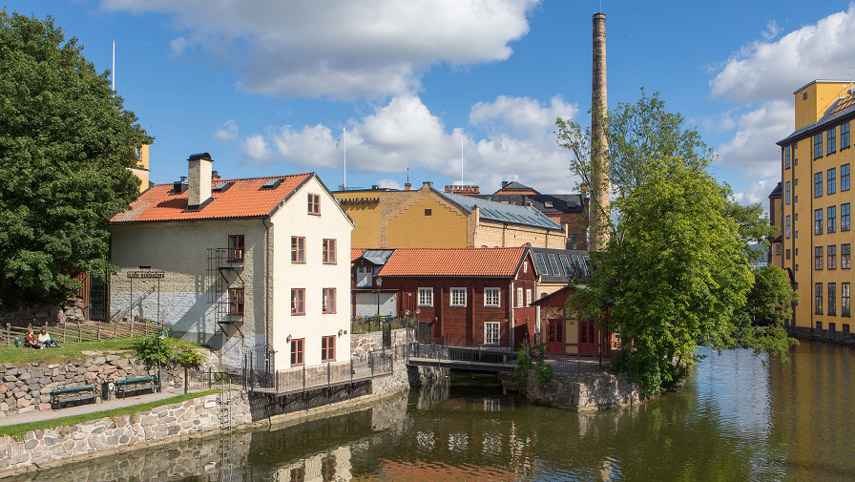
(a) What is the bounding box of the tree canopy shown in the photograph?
[0,10,150,306]
[558,91,796,394]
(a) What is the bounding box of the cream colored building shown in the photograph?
[110,154,354,369]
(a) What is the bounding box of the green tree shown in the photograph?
[0,10,150,306]
[734,265,798,355]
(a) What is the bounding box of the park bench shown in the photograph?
[115,375,160,398]
[51,384,101,409]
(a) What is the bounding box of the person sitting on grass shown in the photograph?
[38,328,60,348]
[24,329,40,349]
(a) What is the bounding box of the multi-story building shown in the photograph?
[110,153,354,368]
[776,80,855,339]
[130,144,151,192]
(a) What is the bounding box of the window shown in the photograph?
[291,237,305,263]
[291,288,305,315]
[785,181,791,205]
[533,253,549,274]
[815,133,824,159]
[321,335,336,362]
[484,322,500,345]
[844,244,852,269]
[828,205,837,233]
[830,322,837,333]
[828,168,837,194]
[322,239,337,264]
[844,283,851,317]
[843,164,851,191]
[547,254,562,275]
[815,172,823,198]
[484,288,501,307]
[228,235,245,262]
[418,287,433,307]
[450,288,467,307]
[829,283,837,316]
[322,288,336,313]
[829,245,837,270]
[786,249,791,260]
[817,321,823,330]
[516,287,523,307]
[228,288,244,315]
[785,216,791,239]
[815,246,824,270]
[828,127,837,155]
[308,193,321,215]
[526,289,532,305]
[785,145,791,169]
[424,209,432,216]
[815,209,823,235]
[524,260,528,273]
[843,203,851,232]
[816,283,823,315]
[290,338,304,366]
[842,123,850,149]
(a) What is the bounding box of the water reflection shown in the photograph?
[12,341,855,481]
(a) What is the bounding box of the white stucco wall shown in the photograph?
[354,292,397,318]
[270,176,353,369]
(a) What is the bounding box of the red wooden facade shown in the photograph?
[531,286,618,356]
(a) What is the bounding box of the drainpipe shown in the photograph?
[263,218,272,356]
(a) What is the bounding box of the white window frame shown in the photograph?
[526,289,532,306]
[484,322,500,345]
[484,288,501,307]
[523,261,528,273]
[450,287,467,307]
[516,287,523,307]
[417,287,433,307]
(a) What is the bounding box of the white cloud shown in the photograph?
[761,20,781,41]
[102,0,540,100]
[710,5,855,102]
[241,94,582,193]
[169,36,187,57]
[376,178,403,190]
[716,100,791,178]
[214,119,239,141]
[732,177,778,207]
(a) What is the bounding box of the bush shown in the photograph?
[133,334,205,368]
[514,340,532,387]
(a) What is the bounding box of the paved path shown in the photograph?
[0,387,203,427]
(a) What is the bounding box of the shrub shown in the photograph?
[133,334,205,368]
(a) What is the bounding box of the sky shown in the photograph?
[8,1,855,205]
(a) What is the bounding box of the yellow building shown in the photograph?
[333,182,566,249]
[129,144,150,192]
[776,80,855,339]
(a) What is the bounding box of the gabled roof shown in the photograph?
[377,247,528,278]
[498,181,537,192]
[768,182,782,199]
[359,249,395,266]
[439,192,563,231]
[351,248,366,262]
[530,247,592,282]
[111,173,313,223]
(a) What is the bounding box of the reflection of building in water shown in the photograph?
[275,446,353,482]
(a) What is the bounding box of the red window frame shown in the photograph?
[322,288,337,313]
[228,288,244,315]
[291,288,305,315]
[291,236,305,263]
[322,239,337,264]
[227,235,245,262]
[308,193,321,215]
[290,338,304,366]
[321,335,336,362]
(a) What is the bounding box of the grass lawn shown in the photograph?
[0,337,206,365]
[0,389,221,438]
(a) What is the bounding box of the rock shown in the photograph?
[37,403,51,411]
[105,355,120,362]
[17,405,34,414]
[3,364,15,370]
[93,357,106,365]
[17,372,30,381]
[3,375,16,383]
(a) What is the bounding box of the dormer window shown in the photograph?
[544,201,554,208]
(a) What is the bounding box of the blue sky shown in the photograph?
[9,1,855,204]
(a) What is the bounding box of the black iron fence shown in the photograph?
[409,342,517,365]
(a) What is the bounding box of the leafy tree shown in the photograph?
[0,10,150,306]
[734,265,798,355]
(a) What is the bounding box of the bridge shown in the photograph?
[406,344,517,373]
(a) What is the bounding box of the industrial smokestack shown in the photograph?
[590,12,610,252]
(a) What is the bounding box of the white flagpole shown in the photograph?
[343,127,347,190]
[112,40,116,91]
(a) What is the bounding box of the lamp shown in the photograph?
[286,334,292,343]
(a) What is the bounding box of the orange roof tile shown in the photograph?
[111,173,313,223]
[351,248,365,262]
[377,247,527,278]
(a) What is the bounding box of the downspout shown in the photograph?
[263,218,272,354]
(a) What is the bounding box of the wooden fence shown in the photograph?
[0,319,166,345]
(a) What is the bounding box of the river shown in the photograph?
[12,340,855,481]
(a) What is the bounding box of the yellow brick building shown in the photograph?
[776,80,855,339]
[333,182,566,249]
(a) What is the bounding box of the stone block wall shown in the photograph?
[525,371,645,411]
[0,390,250,477]
[350,328,413,360]
[0,297,86,327]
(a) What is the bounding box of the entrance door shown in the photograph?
[579,320,597,355]
[547,318,564,354]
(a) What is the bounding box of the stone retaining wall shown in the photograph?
[350,328,413,359]
[791,326,855,345]
[524,371,645,411]
[0,390,250,477]
[0,297,86,327]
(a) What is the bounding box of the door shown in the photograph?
[547,318,564,354]
[579,320,597,355]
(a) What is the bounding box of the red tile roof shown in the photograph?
[111,173,313,223]
[377,247,527,278]
[351,248,365,262]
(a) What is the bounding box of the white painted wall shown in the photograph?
[354,292,397,318]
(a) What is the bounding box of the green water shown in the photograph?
[17,341,855,481]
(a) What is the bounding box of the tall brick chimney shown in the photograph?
[187,152,213,210]
[589,12,610,252]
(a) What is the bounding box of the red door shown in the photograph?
[547,319,564,354]
[579,320,597,355]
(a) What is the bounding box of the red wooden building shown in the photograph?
[376,247,536,349]
[530,285,619,356]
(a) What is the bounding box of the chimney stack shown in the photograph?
[589,12,610,252]
[404,182,412,191]
[187,152,213,210]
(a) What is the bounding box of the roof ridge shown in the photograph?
[151,172,315,186]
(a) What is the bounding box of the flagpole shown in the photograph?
[343,127,347,190]
[112,40,116,91]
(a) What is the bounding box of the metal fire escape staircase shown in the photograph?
[206,248,245,335]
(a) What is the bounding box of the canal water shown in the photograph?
[15,341,855,481]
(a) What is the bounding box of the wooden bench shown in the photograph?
[51,385,101,409]
[115,375,160,398]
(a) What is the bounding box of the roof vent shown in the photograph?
[172,178,188,194]
[213,181,234,192]
[260,178,283,190]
